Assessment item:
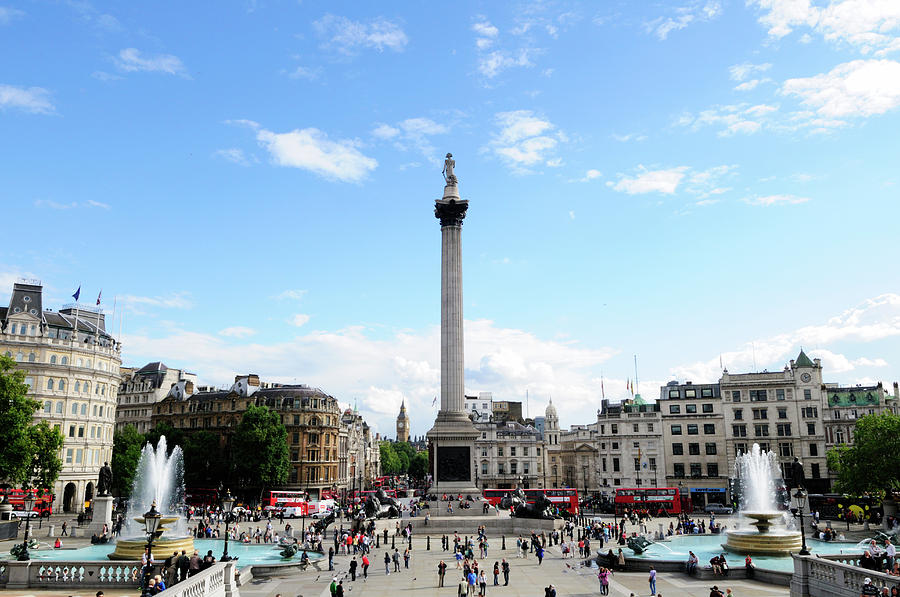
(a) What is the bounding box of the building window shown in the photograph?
[809,443,818,456]
[56,401,63,413]
[776,389,785,400]
[649,457,657,470]
[687,424,699,435]
[807,423,815,435]
[701,388,713,398]
[47,378,54,390]
[498,463,505,474]
[673,463,685,478]
[612,442,619,449]
[633,458,640,471]
[633,441,640,449]
[58,380,65,391]
[732,391,741,402]
[779,442,793,457]
[71,403,78,415]
[481,462,488,475]
[688,443,700,455]
[732,424,747,437]
[670,425,682,435]
[613,478,621,486]
[707,463,719,477]
[74,381,81,393]
[61,356,68,365]
[802,407,818,418]
[804,389,812,400]
[778,408,787,419]
[672,443,683,455]
[613,458,620,472]
[703,424,715,434]
[523,447,529,456]
[811,463,820,478]
[633,423,639,432]
[736,442,748,454]
[754,424,769,437]
[750,390,767,402]
[65,449,73,464]
[686,404,697,414]
[669,390,680,398]
[776,423,792,437]
[602,458,607,472]
[669,405,681,414]
[81,403,87,415]
[648,423,654,432]
[50,355,57,364]
[43,401,51,413]
[510,462,517,474]
[611,424,618,434]
[690,463,702,478]
[734,409,743,420]
[702,403,713,413]
[498,447,504,457]
[510,447,516,456]
[705,442,717,455]
[752,408,768,420]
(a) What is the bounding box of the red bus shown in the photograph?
[483,488,580,514]
[1,488,54,517]
[185,488,219,508]
[614,487,682,515]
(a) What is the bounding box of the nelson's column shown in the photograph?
[426,153,480,496]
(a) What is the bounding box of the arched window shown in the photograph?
[44,401,52,413]
[16,352,23,361]
[101,385,105,396]
[84,382,90,393]
[85,359,91,368]
[55,401,63,413]
[18,324,25,335]
[310,416,319,426]
[58,379,66,391]
[77,358,83,367]
[50,355,57,364]
[72,402,78,415]
[47,378,54,390]
[75,381,81,393]
[81,403,87,415]
[28,353,35,362]
[61,356,68,365]
[30,325,36,335]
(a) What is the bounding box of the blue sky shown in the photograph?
[2,0,900,438]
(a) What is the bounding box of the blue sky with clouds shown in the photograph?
[2,0,900,437]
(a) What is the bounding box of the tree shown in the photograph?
[112,425,146,497]
[827,412,900,495]
[25,422,64,490]
[380,442,401,475]
[231,405,290,499]
[0,355,42,485]
[408,451,429,480]
[182,431,226,488]
[144,423,184,453]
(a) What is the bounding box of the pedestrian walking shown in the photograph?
[501,559,510,586]
[61,521,68,536]
[492,562,499,586]
[467,569,477,597]
[598,567,610,595]
[457,576,468,597]
[362,554,369,579]
[384,551,390,575]
[329,577,337,597]
[404,547,410,569]
[335,581,344,597]
[478,570,487,596]
[649,565,657,595]
[536,545,544,565]
[328,546,334,571]
[349,557,357,581]
[393,548,401,572]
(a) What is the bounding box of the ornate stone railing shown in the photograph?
[160,562,237,597]
[791,554,900,597]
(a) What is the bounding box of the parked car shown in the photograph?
[704,503,733,514]
[10,509,41,519]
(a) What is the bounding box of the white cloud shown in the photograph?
[0,84,54,114]
[729,62,772,82]
[743,193,811,206]
[291,314,311,327]
[218,326,256,338]
[288,66,320,80]
[568,210,575,220]
[749,0,900,55]
[646,1,723,40]
[581,169,602,182]
[611,133,647,142]
[734,79,764,91]
[478,49,535,78]
[120,293,192,310]
[255,126,377,183]
[608,166,689,194]
[487,110,563,173]
[274,289,308,301]
[671,293,900,382]
[676,103,789,135]
[34,199,110,210]
[122,318,618,436]
[0,6,24,24]
[472,20,499,39]
[314,14,408,54]
[115,48,188,77]
[214,148,252,166]
[782,59,900,118]
[372,124,400,139]
[372,117,449,162]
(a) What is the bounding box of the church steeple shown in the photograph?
[396,399,410,443]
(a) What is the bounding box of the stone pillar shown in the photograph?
[87,495,114,535]
[426,175,480,497]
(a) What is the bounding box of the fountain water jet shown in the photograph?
[108,436,196,560]
[723,444,801,556]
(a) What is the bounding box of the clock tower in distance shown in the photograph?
[396,399,410,443]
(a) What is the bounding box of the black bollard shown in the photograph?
[502,535,506,550]
[392,535,396,549]
[427,536,431,550]
[376,534,380,548]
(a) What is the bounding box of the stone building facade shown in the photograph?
[342,406,381,493]
[151,374,346,499]
[474,419,544,489]
[591,398,663,491]
[1,280,122,513]
[116,362,196,433]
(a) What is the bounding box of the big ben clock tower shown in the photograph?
[396,400,410,443]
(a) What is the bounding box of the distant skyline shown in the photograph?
[2,1,899,438]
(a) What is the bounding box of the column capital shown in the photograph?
[435,199,468,227]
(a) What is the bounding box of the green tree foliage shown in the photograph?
[144,423,185,452]
[231,405,290,497]
[182,430,227,488]
[827,412,900,495]
[380,441,421,475]
[0,355,53,487]
[379,442,401,475]
[26,421,64,490]
[112,425,146,497]
[408,451,429,480]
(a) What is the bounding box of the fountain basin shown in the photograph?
[723,513,801,556]
[108,535,197,560]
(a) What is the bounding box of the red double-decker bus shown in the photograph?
[614,487,682,515]
[185,488,220,508]
[483,488,580,514]
[0,488,54,517]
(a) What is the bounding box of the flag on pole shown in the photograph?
[96,290,102,306]
[72,286,81,301]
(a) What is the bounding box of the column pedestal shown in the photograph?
[87,495,114,535]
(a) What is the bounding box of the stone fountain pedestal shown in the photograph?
[87,496,114,535]
[723,512,802,556]
[108,515,195,560]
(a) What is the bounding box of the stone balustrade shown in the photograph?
[791,554,900,597]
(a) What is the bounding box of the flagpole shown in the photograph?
[633,354,640,396]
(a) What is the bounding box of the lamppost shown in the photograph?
[582,465,588,502]
[679,481,686,514]
[142,501,162,588]
[221,490,235,561]
[792,488,811,556]
[16,490,36,561]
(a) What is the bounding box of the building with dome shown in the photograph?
[396,399,410,443]
[0,280,122,513]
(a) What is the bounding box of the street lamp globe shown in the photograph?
[143,501,162,536]
[222,490,235,514]
[794,488,808,510]
[23,492,36,516]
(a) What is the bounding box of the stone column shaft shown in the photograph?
[441,222,464,413]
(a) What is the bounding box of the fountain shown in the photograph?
[723,444,802,556]
[108,436,196,560]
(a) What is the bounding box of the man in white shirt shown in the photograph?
[885,539,896,571]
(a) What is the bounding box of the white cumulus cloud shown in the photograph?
[218,326,256,338]
[291,314,311,327]
[781,59,900,118]
[0,84,54,114]
[743,194,810,206]
[314,14,408,54]
[487,110,563,173]
[115,48,188,77]
[256,127,377,183]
